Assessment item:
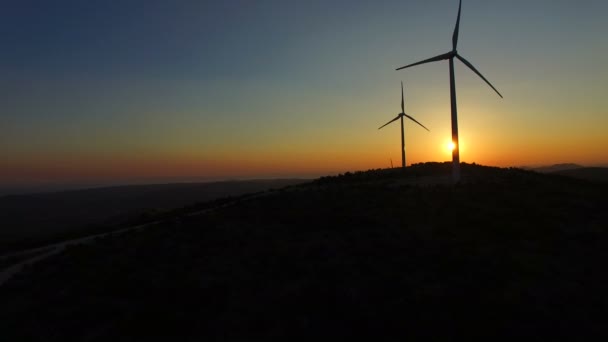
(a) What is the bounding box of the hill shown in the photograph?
[551,167,608,182]
[0,179,308,253]
[531,163,583,173]
[1,163,607,339]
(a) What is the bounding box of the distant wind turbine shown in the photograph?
[379,82,429,169]
[396,0,502,182]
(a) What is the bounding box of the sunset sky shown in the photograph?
[2,0,607,189]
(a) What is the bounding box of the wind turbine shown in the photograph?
[379,81,429,169]
[396,0,502,182]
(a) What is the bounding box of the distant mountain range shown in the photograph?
[526,163,608,182]
[0,179,308,253]
[530,163,584,173]
[551,167,608,183]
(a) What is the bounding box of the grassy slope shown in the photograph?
[1,163,607,339]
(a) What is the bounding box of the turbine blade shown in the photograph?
[456,54,503,98]
[452,0,462,50]
[401,81,405,113]
[403,113,430,132]
[396,51,453,71]
[378,115,401,130]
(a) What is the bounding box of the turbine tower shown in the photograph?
[396,0,502,182]
[378,82,429,169]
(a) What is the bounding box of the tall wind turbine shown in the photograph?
[396,0,502,182]
[379,82,429,169]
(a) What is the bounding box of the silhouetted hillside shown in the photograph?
[552,167,608,182]
[531,163,582,173]
[1,163,607,339]
[0,179,307,253]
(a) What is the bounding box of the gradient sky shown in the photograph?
[2,0,607,188]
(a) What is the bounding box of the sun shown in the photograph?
[446,141,456,152]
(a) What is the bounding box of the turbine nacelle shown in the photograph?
[395,0,502,182]
[377,112,430,132]
[377,83,430,169]
[396,50,501,98]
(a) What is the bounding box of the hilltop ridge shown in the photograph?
[1,163,607,339]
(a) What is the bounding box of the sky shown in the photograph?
[1,0,607,190]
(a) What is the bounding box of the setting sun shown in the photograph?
[446,141,456,152]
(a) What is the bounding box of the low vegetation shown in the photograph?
[1,163,607,339]
[0,179,307,254]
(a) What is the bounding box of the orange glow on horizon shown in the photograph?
[2,120,608,186]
